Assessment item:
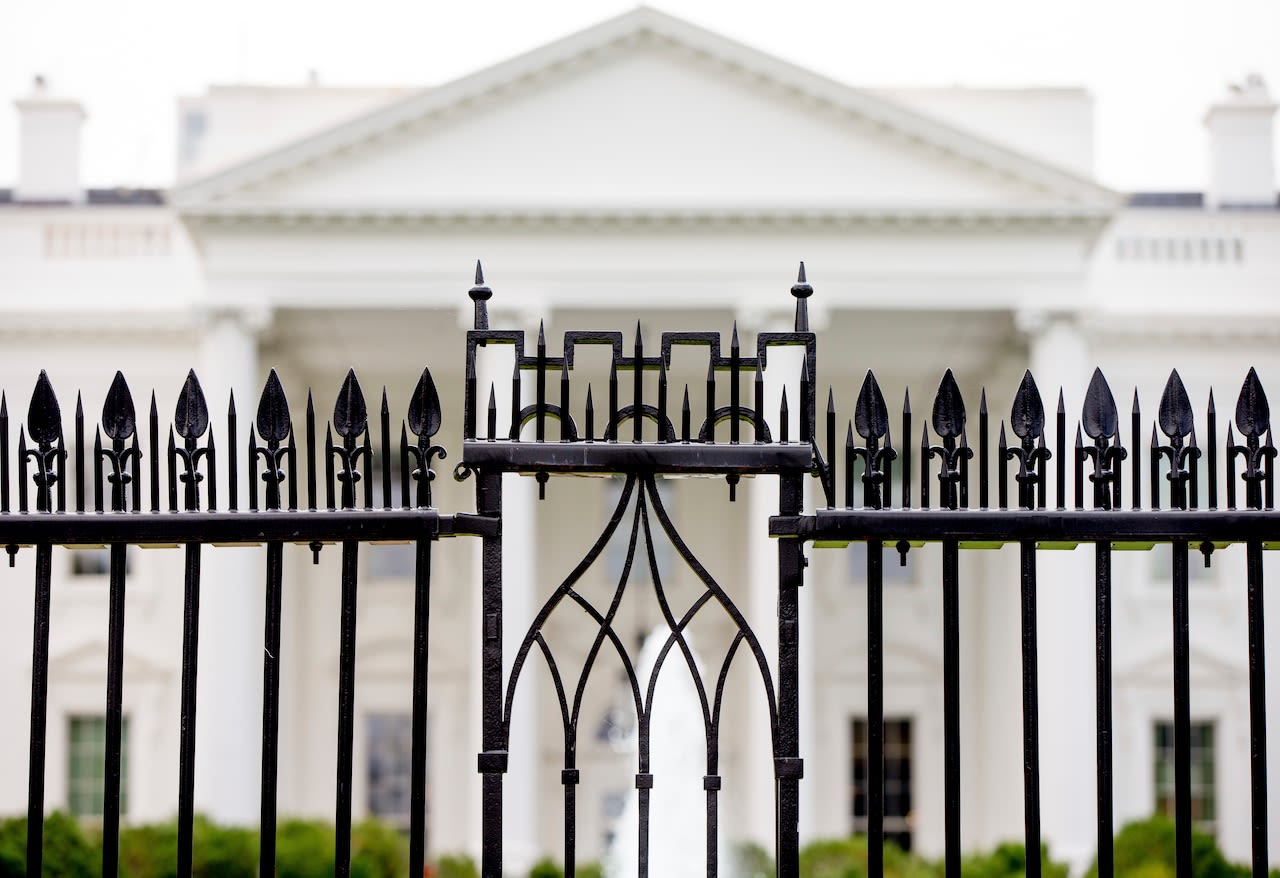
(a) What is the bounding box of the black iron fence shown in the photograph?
[4,263,1276,878]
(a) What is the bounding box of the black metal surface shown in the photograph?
[7,265,1280,878]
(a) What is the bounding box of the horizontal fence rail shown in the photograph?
[5,262,1278,878]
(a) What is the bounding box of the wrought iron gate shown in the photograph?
[5,264,1279,878]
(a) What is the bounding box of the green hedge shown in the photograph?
[0,813,461,878]
[3,813,1272,878]
[1083,816,1280,878]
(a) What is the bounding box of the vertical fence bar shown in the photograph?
[635,324,644,443]
[25,542,52,876]
[942,536,961,878]
[259,536,284,878]
[76,396,85,513]
[1172,537,1191,878]
[177,538,202,878]
[867,538,884,878]
[1095,538,1114,878]
[1131,392,1141,509]
[149,395,159,512]
[1020,539,1041,878]
[335,535,360,877]
[729,325,740,444]
[979,391,989,508]
[776,471,804,878]
[102,470,129,878]
[1244,433,1268,877]
[0,395,8,513]
[1246,537,1268,877]
[256,375,289,878]
[479,470,505,878]
[409,533,432,878]
[901,391,911,509]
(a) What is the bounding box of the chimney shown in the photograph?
[1204,74,1277,209]
[14,76,86,204]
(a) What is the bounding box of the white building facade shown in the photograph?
[1,8,1278,873]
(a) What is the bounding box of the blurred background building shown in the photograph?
[0,7,1278,873]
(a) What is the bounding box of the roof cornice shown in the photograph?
[171,7,1119,212]
[178,204,1114,233]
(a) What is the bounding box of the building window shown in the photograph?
[851,717,912,851]
[68,715,127,818]
[70,547,131,577]
[1154,721,1215,834]
[367,713,424,844]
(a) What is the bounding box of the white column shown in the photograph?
[746,471,779,849]
[473,330,541,871]
[1018,309,1095,873]
[194,306,269,824]
[744,327,816,848]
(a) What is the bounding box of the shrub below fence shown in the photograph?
[0,814,425,878]
[1,813,1272,878]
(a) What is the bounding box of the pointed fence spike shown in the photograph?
[333,368,367,440]
[791,262,812,332]
[931,369,966,439]
[1235,366,1270,439]
[256,370,291,444]
[27,371,62,447]
[408,367,442,440]
[102,371,137,442]
[1082,368,1119,440]
[1010,370,1045,441]
[1159,368,1194,439]
[680,384,690,443]
[779,386,790,443]
[468,261,493,329]
[855,370,889,440]
[175,369,210,440]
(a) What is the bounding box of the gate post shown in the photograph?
[477,469,506,878]
[776,469,806,878]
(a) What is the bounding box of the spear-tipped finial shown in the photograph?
[538,320,546,348]
[791,262,813,332]
[469,260,493,330]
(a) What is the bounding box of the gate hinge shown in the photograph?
[444,513,500,538]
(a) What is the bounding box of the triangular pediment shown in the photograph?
[1117,643,1245,687]
[48,638,171,682]
[173,8,1116,219]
